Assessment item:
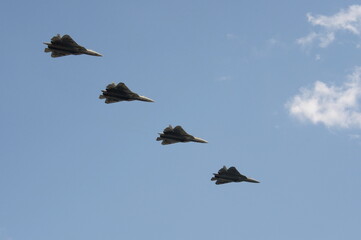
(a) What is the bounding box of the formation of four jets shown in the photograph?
[44,34,259,185]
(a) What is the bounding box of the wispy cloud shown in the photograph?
[297,5,361,48]
[297,32,334,48]
[349,133,361,139]
[226,33,238,40]
[267,37,280,46]
[0,228,12,240]
[217,76,232,82]
[286,66,361,128]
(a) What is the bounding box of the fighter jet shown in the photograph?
[211,166,260,184]
[99,82,154,103]
[44,34,102,57]
[156,125,208,145]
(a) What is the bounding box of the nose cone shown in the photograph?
[138,95,155,102]
[85,49,102,56]
[244,178,260,183]
[193,137,208,143]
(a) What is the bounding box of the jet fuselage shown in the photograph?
[43,43,102,56]
[213,174,259,183]
[158,134,208,143]
[44,42,82,54]
[158,133,193,142]
[102,92,135,101]
[102,91,154,102]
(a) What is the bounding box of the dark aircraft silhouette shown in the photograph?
[99,82,154,103]
[44,34,102,58]
[211,166,260,184]
[156,125,208,145]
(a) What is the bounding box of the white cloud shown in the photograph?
[319,32,335,47]
[217,76,232,81]
[349,133,361,139]
[267,37,279,46]
[297,32,319,46]
[226,33,238,40]
[307,6,361,34]
[297,5,361,47]
[297,32,335,48]
[315,54,321,60]
[287,66,361,128]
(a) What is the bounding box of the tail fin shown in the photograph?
[218,166,228,174]
[106,83,116,90]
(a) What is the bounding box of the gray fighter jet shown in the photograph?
[99,82,154,104]
[44,34,102,57]
[156,125,208,145]
[211,166,260,184]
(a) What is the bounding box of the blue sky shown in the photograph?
[1,1,361,240]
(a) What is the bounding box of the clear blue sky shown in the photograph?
[1,1,361,240]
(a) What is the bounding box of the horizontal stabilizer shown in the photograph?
[161,139,177,145]
[105,98,118,104]
[215,179,232,185]
[51,51,70,58]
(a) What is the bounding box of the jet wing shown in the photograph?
[173,126,189,136]
[115,83,134,94]
[61,35,86,50]
[227,167,245,178]
[215,179,232,185]
[51,51,71,58]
